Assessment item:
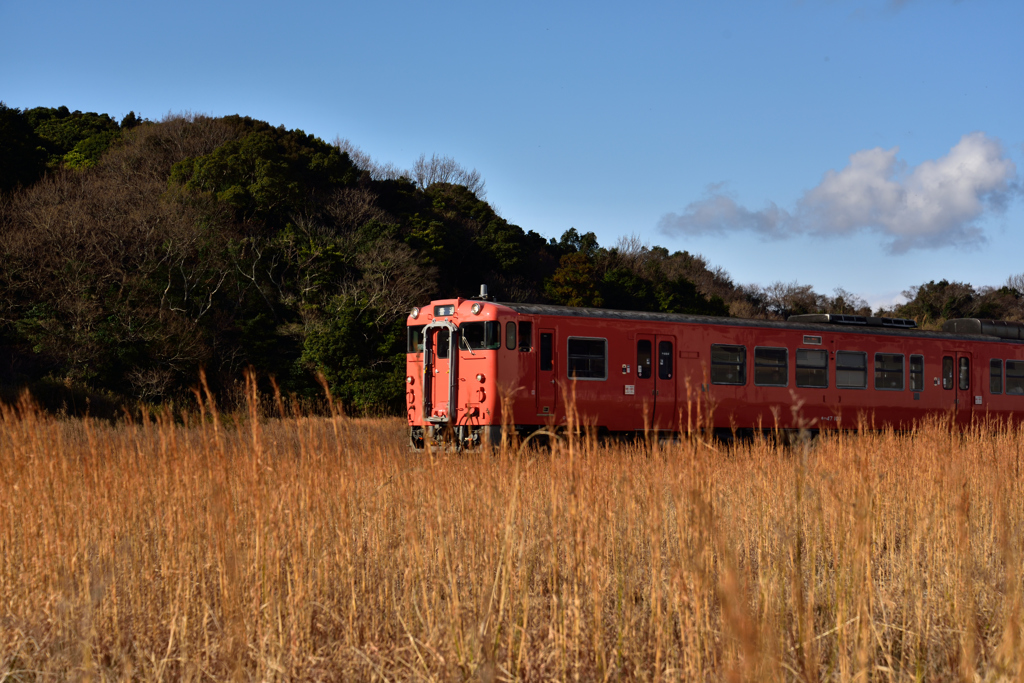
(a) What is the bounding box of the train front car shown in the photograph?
[406,297,505,450]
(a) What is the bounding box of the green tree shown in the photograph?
[300,298,406,414]
[546,251,604,307]
[170,121,357,228]
[26,107,120,167]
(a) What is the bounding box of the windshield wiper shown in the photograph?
[459,333,476,355]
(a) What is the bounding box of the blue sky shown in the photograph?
[2,0,1021,308]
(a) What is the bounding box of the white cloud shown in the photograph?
[658,133,1018,253]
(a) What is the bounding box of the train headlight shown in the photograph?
[410,307,420,319]
[476,373,485,383]
[406,376,415,385]
[471,303,482,315]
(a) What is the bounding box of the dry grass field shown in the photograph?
[3,391,1024,681]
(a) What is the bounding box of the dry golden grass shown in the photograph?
[3,393,1024,681]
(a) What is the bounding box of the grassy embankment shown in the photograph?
[3,387,1024,681]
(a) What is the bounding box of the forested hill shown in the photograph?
[0,105,733,414]
[2,104,1023,415]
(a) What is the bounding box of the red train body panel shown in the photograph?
[405,297,1024,448]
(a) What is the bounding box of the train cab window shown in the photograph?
[836,351,867,389]
[540,333,553,371]
[505,322,516,350]
[874,354,904,391]
[710,345,746,385]
[518,321,533,352]
[567,337,607,380]
[407,325,425,353]
[796,349,828,388]
[991,359,1003,394]
[754,347,788,387]
[659,341,673,380]
[637,340,652,379]
[910,355,924,392]
[942,356,954,390]
[1007,361,1024,395]
[958,358,970,391]
[460,321,501,351]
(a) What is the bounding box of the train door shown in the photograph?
[424,325,455,421]
[655,335,677,430]
[536,329,556,417]
[956,351,975,425]
[942,351,975,426]
[634,335,677,430]
[635,336,656,428]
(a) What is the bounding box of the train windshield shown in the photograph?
[407,325,425,353]
[459,321,501,351]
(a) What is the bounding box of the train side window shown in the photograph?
[519,321,533,352]
[505,321,516,350]
[710,344,746,385]
[407,325,425,353]
[658,341,673,380]
[959,358,970,391]
[942,356,954,390]
[796,349,828,388]
[1007,361,1024,395]
[754,347,787,387]
[874,353,904,391]
[637,340,652,379]
[566,337,607,380]
[836,351,867,389]
[990,359,1003,394]
[910,355,924,391]
[540,333,552,371]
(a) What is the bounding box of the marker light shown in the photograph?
[476,374,485,383]
[471,303,482,315]
[406,376,415,385]
[410,307,420,319]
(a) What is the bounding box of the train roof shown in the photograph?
[493,302,1024,345]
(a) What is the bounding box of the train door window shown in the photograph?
[1006,361,1024,395]
[836,351,867,389]
[658,341,673,380]
[796,349,828,388]
[637,340,652,379]
[505,322,516,350]
[910,355,924,391]
[958,358,970,391]
[566,337,607,380]
[519,321,533,352]
[874,353,904,391]
[754,347,788,387]
[710,344,746,385]
[435,328,450,358]
[942,357,954,390]
[407,325,425,353]
[540,333,552,371]
[990,359,1003,394]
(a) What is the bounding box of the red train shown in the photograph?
[405,287,1024,449]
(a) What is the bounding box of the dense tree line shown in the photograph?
[0,106,732,413]
[1,104,1021,414]
[727,278,1024,328]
